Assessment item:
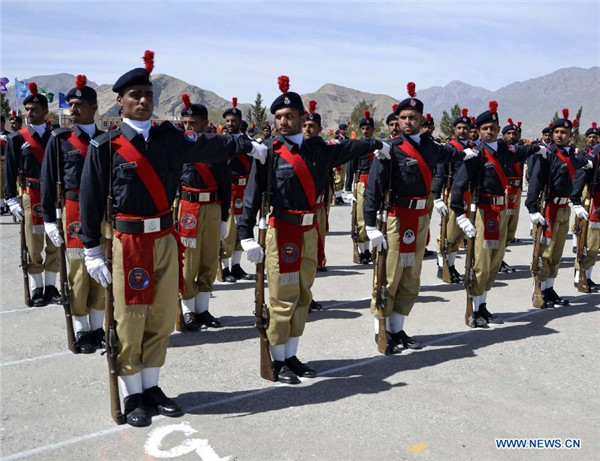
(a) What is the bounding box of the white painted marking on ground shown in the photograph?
[144,422,231,460]
[2,304,568,460]
[0,351,70,367]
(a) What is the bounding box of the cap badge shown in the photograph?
[410,99,416,107]
[75,90,82,97]
[232,108,237,113]
[186,109,192,115]
[564,122,568,127]
[284,96,290,105]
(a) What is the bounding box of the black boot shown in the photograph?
[92,328,106,350]
[309,299,323,312]
[449,265,462,283]
[468,311,488,328]
[436,266,443,280]
[196,311,222,328]
[335,196,344,205]
[44,285,62,304]
[75,330,97,354]
[397,330,422,349]
[541,289,555,309]
[143,386,183,417]
[499,260,515,273]
[31,288,46,307]
[547,287,569,306]
[183,312,199,331]
[285,356,317,378]
[124,393,151,427]
[231,264,255,280]
[219,267,237,283]
[423,248,435,258]
[272,360,301,384]
[479,303,504,324]
[588,279,599,292]
[384,332,402,355]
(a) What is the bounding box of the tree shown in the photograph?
[572,106,583,147]
[0,94,10,119]
[551,111,559,123]
[246,92,267,129]
[439,111,453,137]
[348,100,383,138]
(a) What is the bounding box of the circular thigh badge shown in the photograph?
[235,198,243,210]
[402,228,416,245]
[32,203,43,217]
[180,213,197,230]
[486,218,498,232]
[67,221,81,239]
[281,243,299,263]
[128,268,150,290]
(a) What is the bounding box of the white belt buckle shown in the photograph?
[238,178,247,186]
[416,199,426,210]
[302,213,314,226]
[198,192,210,202]
[143,217,160,233]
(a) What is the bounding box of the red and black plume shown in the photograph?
[461,108,468,117]
[593,122,598,130]
[392,104,398,113]
[278,75,290,93]
[76,75,87,90]
[489,101,498,114]
[426,113,432,123]
[28,82,38,96]
[309,100,317,114]
[232,97,237,108]
[364,109,370,120]
[143,50,155,73]
[517,121,522,128]
[507,118,514,126]
[181,93,192,109]
[11,110,16,118]
[562,108,569,119]
[407,82,416,98]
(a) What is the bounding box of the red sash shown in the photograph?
[463,190,472,212]
[541,200,569,244]
[590,190,600,227]
[238,154,250,175]
[110,136,177,305]
[479,196,504,249]
[65,197,83,250]
[482,148,508,190]
[388,200,429,267]
[273,141,316,209]
[177,185,219,247]
[193,162,218,191]
[555,149,575,181]
[359,174,370,185]
[24,180,44,228]
[269,214,315,284]
[67,132,89,158]
[449,140,465,151]
[19,129,45,165]
[397,140,433,193]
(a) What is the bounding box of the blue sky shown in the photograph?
[1,0,598,104]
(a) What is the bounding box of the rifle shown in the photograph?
[531,184,549,308]
[374,159,392,354]
[350,171,360,264]
[576,157,598,293]
[255,146,275,381]
[172,187,185,332]
[463,148,485,326]
[104,131,124,424]
[440,164,453,283]
[54,132,78,352]
[18,142,32,307]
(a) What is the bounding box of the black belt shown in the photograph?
[232,176,248,186]
[25,179,40,189]
[275,211,315,226]
[392,197,429,210]
[507,178,522,187]
[547,196,569,205]
[65,191,79,202]
[478,195,505,205]
[181,190,218,203]
[114,214,173,234]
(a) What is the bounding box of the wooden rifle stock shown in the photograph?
[255,149,275,381]
[351,172,360,264]
[531,222,545,308]
[18,168,32,306]
[172,192,185,331]
[440,165,453,283]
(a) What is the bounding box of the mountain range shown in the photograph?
[5,67,599,138]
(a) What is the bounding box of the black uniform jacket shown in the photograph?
[80,122,252,248]
[571,144,600,205]
[238,135,382,240]
[40,125,103,223]
[432,139,474,200]
[4,125,52,200]
[364,133,465,227]
[525,144,589,213]
[180,160,231,222]
[451,140,538,216]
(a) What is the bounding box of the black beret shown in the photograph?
[270,76,304,114]
[306,112,322,125]
[66,75,97,103]
[422,113,434,126]
[23,82,48,108]
[453,109,472,127]
[584,122,597,137]
[502,122,518,135]
[395,97,424,115]
[386,113,398,125]
[359,110,374,128]
[541,126,552,134]
[223,97,242,118]
[553,109,577,131]
[474,101,500,127]
[338,123,348,130]
[181,103,208,119]
[113,68,152,94]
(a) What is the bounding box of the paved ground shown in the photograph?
[1,192,598,461]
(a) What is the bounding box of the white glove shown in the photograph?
[366,225,387,251]
[456,214,476,238]
[462,148,478,161]
[349,193,357,203]
[241,238,264,264]
[529,212,546,226]
[573,205,589,220]
[44,222,64,247]
[373,142,391,160]
[0,135,7,142]
[249,141,268,165]
[220,221,228,239]
[7,197,24,222]
[434,198,448,217]
[583,160,593,170]
[536,146,547,159]
[84,246,112,288]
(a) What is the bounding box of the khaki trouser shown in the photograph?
[316,205,327,264]
[370,213,430,317]
[181,202,221,298]
[355,181,368,243]
[23,192,59,274]
[539,206,570,281]
[112,232,178,376]
[220,209,242,259]
[471,208,508,295]
[265,225,317,345]
[437,194,464,254]
[0,158,4,201]
[575,226,599,271]
[333,166,345,192]
[505,193,521,243]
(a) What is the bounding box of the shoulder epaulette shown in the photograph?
[90,129,121,148]
[51,127,72,138]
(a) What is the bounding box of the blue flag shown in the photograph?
[15,79,30,98]
[58,92,69,109]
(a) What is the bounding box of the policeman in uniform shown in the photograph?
[432,108,474,283]
[40,75,105,353]
[0,115,9,214]
[526,109,592,308]
[385,105,400,139]
[527,124,553,185]
[452,102,544,327]
[333,123,348,205]
[365,83,476,353]
[420,113,435,135]
[219,97,255,283]
[79,51,264,426]
[177,94,230,330]
[262,121,272,140]
[346,110,376,264]
[4,82,61,307]
[10,110,24,132]
[239,75,388,383]
[571,122,600,291]
[469,117,481,146]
